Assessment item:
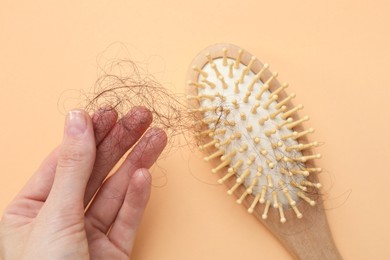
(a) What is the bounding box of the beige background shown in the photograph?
[1,0,389,259]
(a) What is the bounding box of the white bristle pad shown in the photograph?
[188,47,321,222]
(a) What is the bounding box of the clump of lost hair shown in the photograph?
[82,58,201,152]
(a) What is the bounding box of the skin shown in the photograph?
[0,107,167,259]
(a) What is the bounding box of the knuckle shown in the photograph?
[57,144,93,169]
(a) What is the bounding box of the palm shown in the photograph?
[0,108,167,259]
[87,227,131,259]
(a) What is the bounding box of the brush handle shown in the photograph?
[274,209,342,259]
[251,199,342,260]
[229,172,342,259]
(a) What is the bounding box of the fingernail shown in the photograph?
[66,110,87,137]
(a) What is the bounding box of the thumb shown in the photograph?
[47,109,96,213]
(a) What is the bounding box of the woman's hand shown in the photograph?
[0,107,167,259]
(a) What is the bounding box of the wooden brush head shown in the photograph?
[186,43,341,259]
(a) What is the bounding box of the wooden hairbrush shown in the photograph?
[186,43,342,259]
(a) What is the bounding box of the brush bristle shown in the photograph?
[188,46,322,223]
